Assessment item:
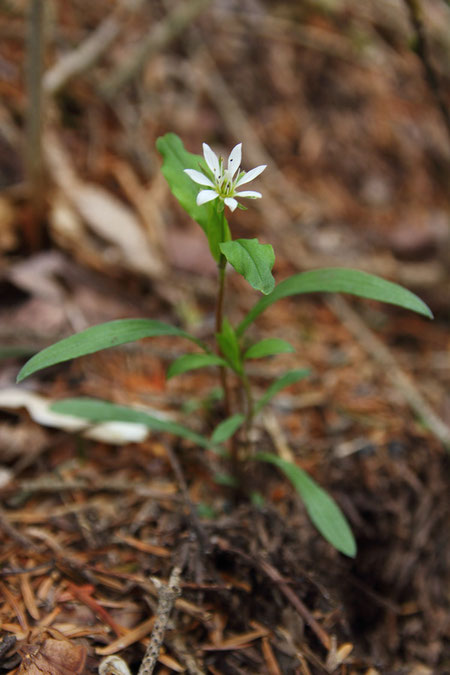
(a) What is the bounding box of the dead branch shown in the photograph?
[43,0,145,96]
[0,506,41,551]
[137,565,182,675]
[2,478,182,502]
[43,14,121,96]
[25,0,46,238]
[213,538,331,652]
[102,0,213,99]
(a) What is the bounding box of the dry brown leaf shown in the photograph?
[44,131,164,279]
[99,655,131,675]
[18,637,86,675]
[95,616,155,656]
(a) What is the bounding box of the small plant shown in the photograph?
[17,134,433,558]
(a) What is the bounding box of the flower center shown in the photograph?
[215,161,239,199]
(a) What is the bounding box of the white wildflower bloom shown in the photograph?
[184,142,266,212]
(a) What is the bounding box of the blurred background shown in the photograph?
[0,1,449,672]
[1,0,449,295]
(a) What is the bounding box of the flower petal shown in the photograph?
[224,197,238,211]
[184,169,215,187]
[202,143,220,179]
[197,189,218,206]
[234,190,262,199]
[227,143,242,179]
[235,164,266,187]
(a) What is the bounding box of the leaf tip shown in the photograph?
[261,280,275,295]
[341,539,357,558]
[16,362,31,383]
[423,305,434,320]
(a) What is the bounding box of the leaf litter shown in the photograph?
[0,0,449,673]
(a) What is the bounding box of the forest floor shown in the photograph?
[0,1,449,673]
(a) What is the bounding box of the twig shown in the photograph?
[263,412,295,463]
[43,0,146,95]
[213,538,331,652]
[0,506,41,552]
[169,633,206,675]
[327,294,450,450]
[25,0,46,241]
[0,561,53,577]
[1,477,182,502]
[43,13,121,95]
[257,558,331,652]
[137,566,182,675]
[102,0,212,98]
[84,564,211,622]
[403,0,450,141]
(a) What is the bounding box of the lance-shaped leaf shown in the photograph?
[254,369,310,416]
[211,413,245,445]
[237,268,433,336]
[17,319,205,382]
[156,133,231,261]
[167,353,227,379]
[244,338,294,360]
[255,452,356,557]
[51,398,210,448]
[219,238,275,295]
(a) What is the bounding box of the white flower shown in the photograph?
[184,142,266,212]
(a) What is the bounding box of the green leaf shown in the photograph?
[219,239,275,295]
[17,319,205,383]
[51,398,210,448]
[167,353,227,379]
[254,369,309,416]
[244,338,294,360]
[255,452,356,557]
[250,491,265,507]
[216,319,242,373]
[237,268,433,336]
[214,472,239,488]
[196,503,217,519]
[211,414,245,445]
[156,133,231,261]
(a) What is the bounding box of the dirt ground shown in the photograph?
[0,1,449,673]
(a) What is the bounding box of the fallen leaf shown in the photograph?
[45,131,165,279]
[0,388,150,444]
[18,637,86,675]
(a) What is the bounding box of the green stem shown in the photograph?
[214,213,241,488]
[238,370,255,464]
[215,253,232,417]
[241,371,254,429]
